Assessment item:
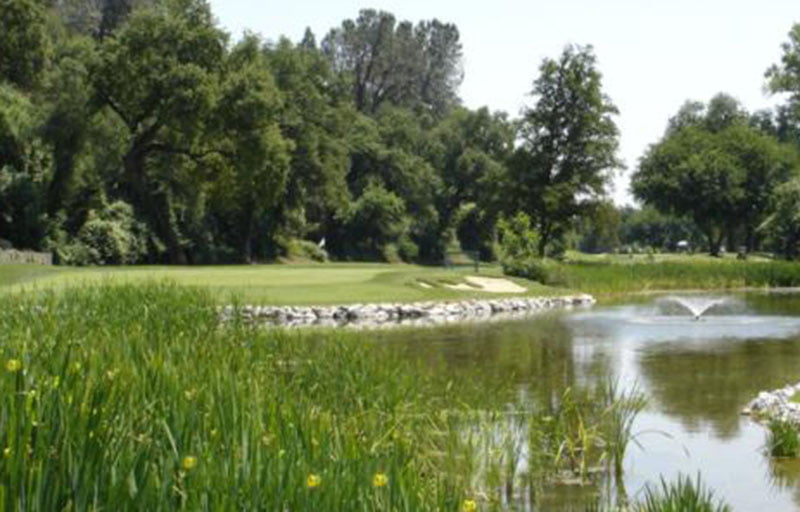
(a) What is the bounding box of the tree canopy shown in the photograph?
[508,44,621,256]
[4,2,800,265]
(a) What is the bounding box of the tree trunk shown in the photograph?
[123,149,187,264]
[538,221,550,258]
[241,202,256,264]
[705,228,720,257]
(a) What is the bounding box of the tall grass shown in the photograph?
[560,261,800,294]
[0,284,475,510]
[0,283,646,510]
[767,420,800,458]
[637,474,731,512]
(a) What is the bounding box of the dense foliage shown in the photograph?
[6,2,800,263]
[0,0,623,264]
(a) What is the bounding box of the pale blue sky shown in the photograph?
[208,0,799,205]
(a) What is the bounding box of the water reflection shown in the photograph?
[638,337,800,438]
[379,292,800,511]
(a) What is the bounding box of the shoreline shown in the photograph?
[220,294,596,328]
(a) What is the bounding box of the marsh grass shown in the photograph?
[0,283,645,510]
[637,474,731,512]
[767,420,800,458]
[561,261,800,295]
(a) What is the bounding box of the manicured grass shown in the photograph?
[0,264,62,287]
[8,253,800,306]
[0,284,643,510]
[1,263,557,305]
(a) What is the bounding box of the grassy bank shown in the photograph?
[0,284,642,510]
[0,263,556,305]
[559,260,800,296]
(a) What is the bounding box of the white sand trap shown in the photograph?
[446,276,527,293]
[418,281,433,289]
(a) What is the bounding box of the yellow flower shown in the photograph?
[181,456,198,471]
[372,472,388,488]
[306,473,321,488]
[462,499,477,512]
[3,447,10,458]
[5,359,21,373]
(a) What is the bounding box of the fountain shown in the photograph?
[658,296,731,320]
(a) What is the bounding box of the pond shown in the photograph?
[378,292,800,510]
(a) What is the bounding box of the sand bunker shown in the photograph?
[446,276,527,293]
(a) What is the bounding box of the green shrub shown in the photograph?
[345,182,413,261]
[60,200,149,265]
[397,234,419,261]
[497,212,539,261]
[502,257,567,286]
[497,212,568,284]
[283,238,328,262]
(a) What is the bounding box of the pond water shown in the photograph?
[379,292,800,510]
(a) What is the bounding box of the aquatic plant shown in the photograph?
[767,419,800,458]
[637,473,731,512]
[0,282,646,510]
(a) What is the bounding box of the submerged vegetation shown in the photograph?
[0,283,646,510]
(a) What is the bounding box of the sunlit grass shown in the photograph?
[0,283,644,510]
[560,260,800,296]
[0,263,558,305]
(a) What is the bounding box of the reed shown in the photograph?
[637,474,731,512]
[0,283,648,510]
[767,419,800,458]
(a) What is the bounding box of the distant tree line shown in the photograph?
[4,0,800,265]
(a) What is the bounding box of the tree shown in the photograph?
[618,206,702,251]
[264,37,350,245]
[766,24,800,110]
[508,44,621,257]
[760,178,800,259]
[90,0,226,263]
[0,0,50,89]
[0,83,50,249]
[428,107,513,258]
[576,200,620,254]
[632,95,794,255]
[321,9,462,116]
[211,35,292,262]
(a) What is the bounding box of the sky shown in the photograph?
[208,0,799,205]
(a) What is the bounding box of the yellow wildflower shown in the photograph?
[306,473,321,488]
[3,447,10,458]
[5,359,21,373]
[181,456,198,471]
[462,499,478,512]
[372,472,388,488]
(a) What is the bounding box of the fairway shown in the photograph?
[0,263,554,305]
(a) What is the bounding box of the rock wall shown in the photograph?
[0,249,52,265]
[221,294,596,329]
